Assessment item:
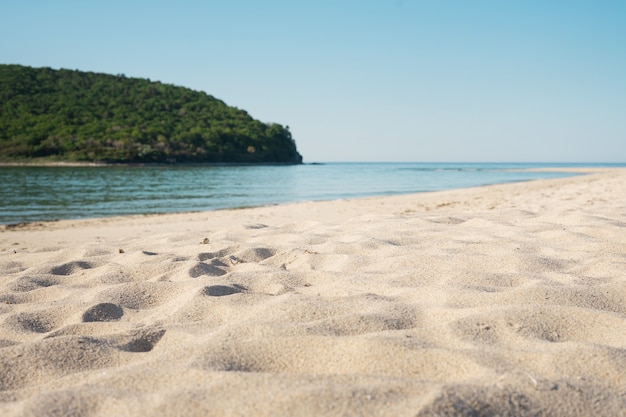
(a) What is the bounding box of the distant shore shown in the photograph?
[0,160,304,167]
[0,160,111,167]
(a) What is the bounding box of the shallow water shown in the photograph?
[0,162,621,224]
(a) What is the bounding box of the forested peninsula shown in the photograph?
[0,64,302,164]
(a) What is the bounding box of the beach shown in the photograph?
[1,167,625,416]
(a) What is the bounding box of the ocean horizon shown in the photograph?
[1,162,624,225]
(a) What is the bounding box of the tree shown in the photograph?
[0,64,303,164]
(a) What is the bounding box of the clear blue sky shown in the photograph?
[2,1,625,162]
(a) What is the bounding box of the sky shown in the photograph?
[1,1,625,163]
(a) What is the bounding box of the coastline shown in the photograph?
[1,168,626,416]
[0,160,304,167]
[0,163,608,226]
[0,166,617,233]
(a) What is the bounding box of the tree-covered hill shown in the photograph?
[0,64,302,164]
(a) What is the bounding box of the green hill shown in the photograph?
[0,64,302,164]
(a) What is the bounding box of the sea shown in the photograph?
[0,162,623,225]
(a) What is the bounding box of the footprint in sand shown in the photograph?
[82,303,124,322]
[117,328,166,352]
[50,260,98,276]
[202,284,247,297]
[188,262,227,278]
[5,309,67,334]
[9,275,60,292]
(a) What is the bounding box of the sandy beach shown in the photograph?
[1,168,625,416]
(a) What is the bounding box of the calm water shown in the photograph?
[0,162,621,224]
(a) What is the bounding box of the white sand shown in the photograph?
[1,168,625,416]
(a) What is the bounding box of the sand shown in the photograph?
[1,168,625,416]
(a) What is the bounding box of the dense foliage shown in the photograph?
[0,64,302,164]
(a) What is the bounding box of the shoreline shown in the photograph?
[0,161,304,167]
[0,166,614,228]
[2,168,626,416]
[2,160,624,167]
[0,166,618,231]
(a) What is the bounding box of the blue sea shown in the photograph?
[0,162,622,225]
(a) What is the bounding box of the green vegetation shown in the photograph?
[0,64,302,164]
